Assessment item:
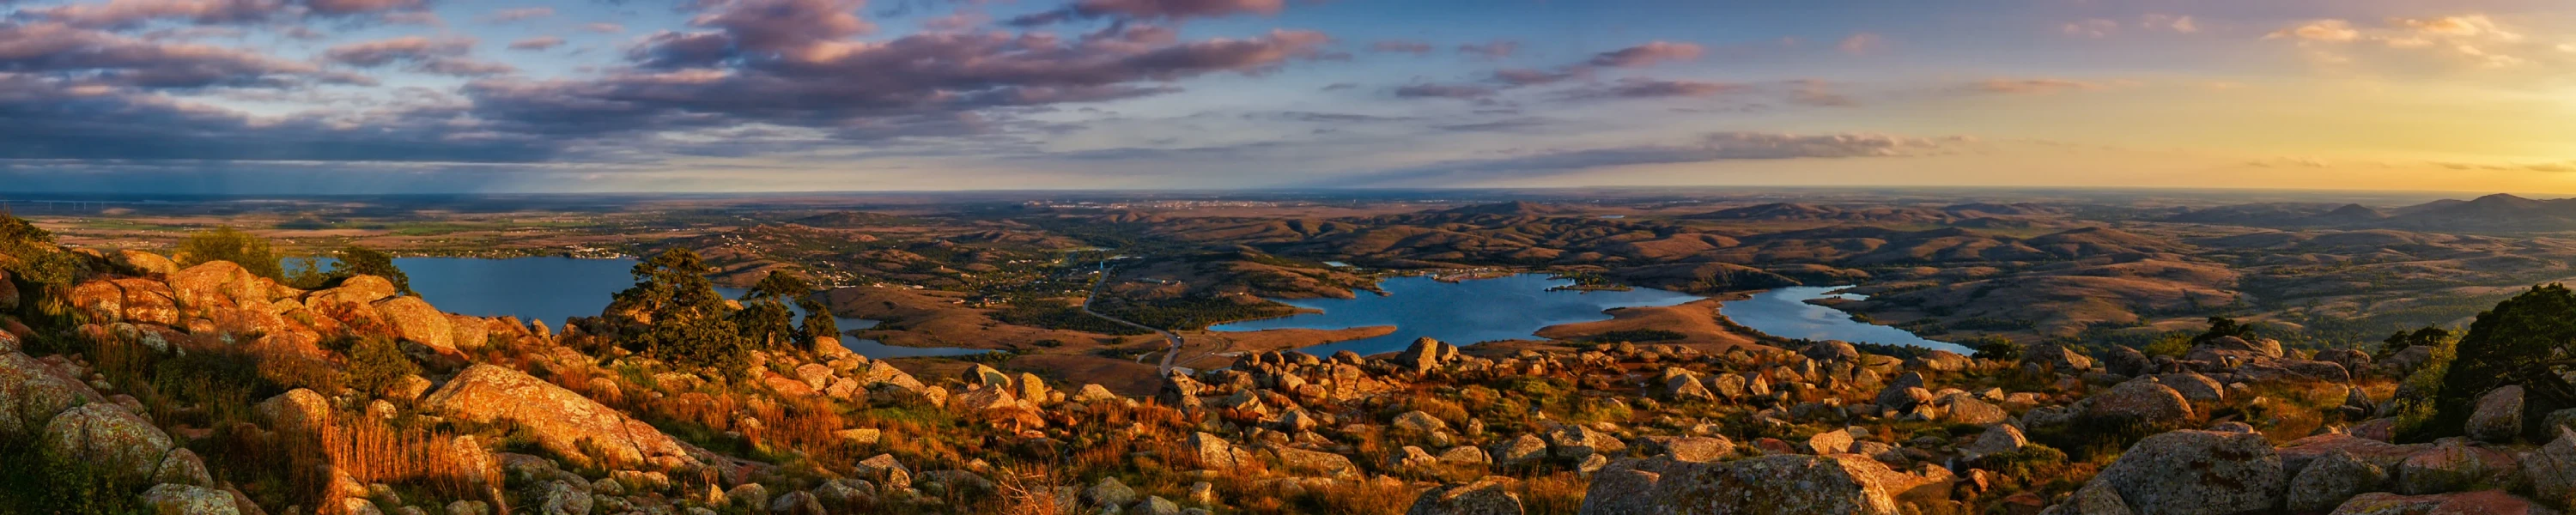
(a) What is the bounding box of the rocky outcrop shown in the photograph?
[2328,490,2555,515]
[42,403,175,481]
[2467,385,2524,444]
[2086,379,2194,427]
[1407,477,1522,515]
[2075,430,2283,515]
[1576,455,1911,515]
[422,365,699,470]
[1,351,100,437]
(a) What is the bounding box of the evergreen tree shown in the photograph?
[611,249,750,377]
[331,245,414,295]
[2426,284,2576,440]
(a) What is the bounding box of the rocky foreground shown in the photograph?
[3,246,2573,514]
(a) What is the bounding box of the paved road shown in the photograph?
[1079,258,1187,376]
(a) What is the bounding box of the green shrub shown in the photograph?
[347,337,420,397]
[177,227,284,281]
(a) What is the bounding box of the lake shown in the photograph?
[389,257,986,358]
[1716,286,1973,354]
[1210,274,1704,356]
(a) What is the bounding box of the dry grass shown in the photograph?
[320,415,502,512]
[993,465,1081,515]
[1514,473,1589,515]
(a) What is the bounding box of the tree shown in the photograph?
[330,245,414,295]
[798,298,841,344]
[2378,326,2454,360]
[610,248,749,376]
[0,214,84,285]
[2189,316,2251,345]
[1963,335,2022,361]
[2424,284,2576,441]
[734,270,817,350]
[344,336,420,397]
[176,227,284,281]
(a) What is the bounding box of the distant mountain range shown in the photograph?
[2160,194,2576,233]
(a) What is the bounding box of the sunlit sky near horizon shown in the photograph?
[4,0,2575,194]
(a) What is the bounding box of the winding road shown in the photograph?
[1079,258,1188,376]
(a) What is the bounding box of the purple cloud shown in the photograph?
[1010,0,1286,26]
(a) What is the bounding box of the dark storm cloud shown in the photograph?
[13,0,438,28]
[0,21,352,88]
[0,75,554,162]
[474,15,1334,138]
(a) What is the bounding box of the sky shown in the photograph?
[3,0,2575,194]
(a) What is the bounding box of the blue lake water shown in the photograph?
[1210,274,1705,356]
[389,257,985,358]
[1716,286,1972,354]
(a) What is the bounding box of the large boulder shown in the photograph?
[1961,424,2029,461]
[2327,490,2555,515]
[1394,337,1454,373]
[2026,345,2093,373]
[1935,393,2008,425]
[42,403,175,481]
[2394,439,2514,495]
[1800,342,1860,362]
[2081,430,2284,515]
[2524,427,2576,507]
[1406,477,1523,515]
[371,296,455,351]
[2103,346,2154,377]
[2466,385,2524,444]
[142,483,242,515]
[2287,451,2388,513]
[2,352,100,437]
[1272,446,1361,478]
[2087,380,2195,428]
[422,365,699,470]
[1576,454,1910,515]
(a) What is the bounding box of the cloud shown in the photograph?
[321,36,513,76]
[2269,20,2359,43]
[1586,40,1702,68]
[2142,14,2196,33]
[1971,78,2132,94]
[15,0,286,29]
[1010,0,1285,27]
[1336,131,1972,185]
[0,74,553,162]
[508,36,565,51]
[1392,83,1496,100]
[1369,39,1431,54]
[482,7,552,23]
[301,0,424,16]
[0,21,343,88]
[477,21,1334,140]
[2062,19,2117,39]
[1489,68,1575,86]
[584,22,625,33]
[1560,78,1748,100]
[2266,15,2549,69]
[1838,33,1882,54]
[321,36,471,66]
[1455,40,1516,59]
